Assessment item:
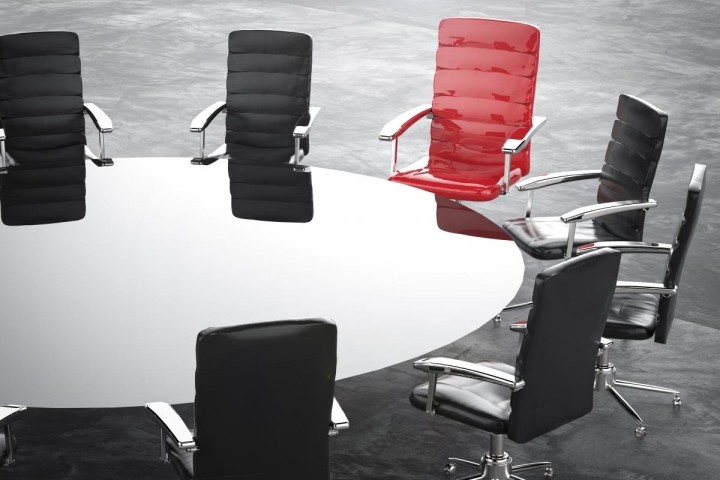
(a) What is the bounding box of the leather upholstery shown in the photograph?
[0,433,16,466]
[229,162,313,222]
[502,94,668,260]
[181,318,336,480]
[389,18,540,201]
[604,293,659,340]
[168,434,193,480]
[502,215,621,260]
[410,249,620,445]
[410,361,514,434]
[225,30,313,221]
[0,31,86,225]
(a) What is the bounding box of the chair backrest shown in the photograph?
[429,18,540,183]
[0,31,87,225]
[596,94,668,241]
[225,30,312,164]
[193,318,336,479]
[654,163,706,344]
[508,248,621,443]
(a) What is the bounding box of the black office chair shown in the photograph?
[502,94,667,260]
[1,404,26,467]
[189,30,317,222]
[145,318,348,480]
[410,248,621,479]
[575,163,706,437]
[0,31,113,226]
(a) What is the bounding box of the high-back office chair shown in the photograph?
[1,404,27,467]
[379,18,545,202]
[189,30,317,222]
[502,94,668,260]
[410,248,621,479]
[146,318,348,480]
[0,31,113,226]
[575,163,706,437]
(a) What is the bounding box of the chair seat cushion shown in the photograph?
[604,293,659,340]
[502,216,622,260]
[167,435,194,480]
[409,361,514,434]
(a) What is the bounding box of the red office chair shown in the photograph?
[379,18,545,202]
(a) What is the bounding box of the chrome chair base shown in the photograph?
[445,434,553,480]
[595,340,680,437]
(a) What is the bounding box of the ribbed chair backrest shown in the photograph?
[0,31,86,225]
[193,318,337,480]
[429,18,540,184]
[654,164,705,344]
[596,94,668,241]
[508,248,621,443]
[225,30,312,164]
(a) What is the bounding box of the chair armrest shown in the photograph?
[84,103,113,133]
[0,119,6,174]
[0,405,26,427]
[293,106,321,138]
[190,101,226,133]
[413,357,524,391]
[561,199,657,223]
[329,397,349,435]
[576,241,672,256]
[145,402,196,451]
[502,116,547,154]
[378,104,432,142]
[515,169,603,192]
[615,281,677,296]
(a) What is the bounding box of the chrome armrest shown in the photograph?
[1,404,26,466]
[558,199,657,260]
[576,241,672,256]
[561,199,657,223]
[379,104,432,174]
[516,169,602,217]
[292,106,320,165]
[0,121,6,174]
[145,402,197,461]
[83,103,113,166]
[293,106,320,139]
[414,357,523,390]
[329,397,349,435]
[190,101,226,133]
[190,101,227,164]
[615,281,677,296]
[515,169,602,192]
[500,116,546,195]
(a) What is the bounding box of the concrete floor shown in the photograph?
[2,1,719,479]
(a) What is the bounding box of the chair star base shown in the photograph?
[445,434,553,480]
[594,340,681,438]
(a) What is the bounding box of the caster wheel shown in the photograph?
[673,396,682,407]
[444,462,457,476]
[635,426,646,438]
[544,466,554,479]
[493,315,502,326]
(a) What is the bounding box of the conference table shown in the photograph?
[0,158,524,407]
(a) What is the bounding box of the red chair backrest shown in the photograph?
[430,18,540,182]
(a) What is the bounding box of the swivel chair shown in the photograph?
[502,94,668,260]
[379,18,545,202]
[0,31,113,226]
[189,30,317,222]
[0,404,26,467]
[577,163,706,437]
[146,318,348,480]
[410,248,621,479]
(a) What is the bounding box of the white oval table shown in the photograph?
[0,158,524,407]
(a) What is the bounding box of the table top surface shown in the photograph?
[0,158,524,407]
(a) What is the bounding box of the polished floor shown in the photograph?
[2,0,719,479]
